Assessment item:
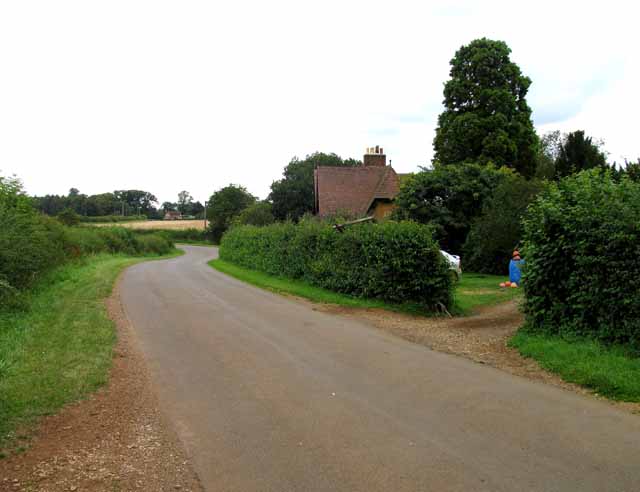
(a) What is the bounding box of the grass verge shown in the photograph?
[210,260,517,316]
[0,250,181,449]
[510,331,640,402]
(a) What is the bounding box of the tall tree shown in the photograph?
[177,190,194,215]
[113,190,158,215]
[207,184,256,243]
[433,38,538,178]
[555,130,607,178]
[269,152,360,221]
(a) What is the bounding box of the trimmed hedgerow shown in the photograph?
[219,221,452,309]
[522,169,640,348]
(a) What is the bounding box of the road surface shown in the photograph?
[120,245,640,491]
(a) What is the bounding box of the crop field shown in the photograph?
[93,219,207,230]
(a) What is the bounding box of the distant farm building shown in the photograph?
[314,146,403,220]
[164,210,182,220]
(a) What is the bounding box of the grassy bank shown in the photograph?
[0,251,180,450]
[510,331,640,402]
[210,259,516,316]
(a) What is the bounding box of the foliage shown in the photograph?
[620,159,640,181]
[393,162,512,253]
[463,176,545,274]
[522,169,640,348]
[0,173,174,304]
[269,152,360,221]
[555,130,607,178]
[219,221,452,308]
[433,38,538,178]
[233,201,275,227]
[33,188,159,217]
[535,130,562,179]
[79,214,147,223]
[134,227,210,244]
[206,184,256,243]
[177,190,193,215]
[57,207,81,226]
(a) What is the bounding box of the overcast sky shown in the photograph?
[1,1,637,204]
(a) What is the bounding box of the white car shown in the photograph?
[440,250,462,281]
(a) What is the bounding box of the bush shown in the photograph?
[233,202,275,226]
[79,215,147,223]
[135,227,209,243]
[522,169,640,347]
[57,208,81,226]
[463,176,545,274]
[0,175,174,306]
[220,221,452,308]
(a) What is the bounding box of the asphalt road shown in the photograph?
[120,245,640,492]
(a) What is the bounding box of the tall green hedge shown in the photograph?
[220,221,452,308]
[522,169,640,347]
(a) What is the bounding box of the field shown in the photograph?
[93,219,207,230]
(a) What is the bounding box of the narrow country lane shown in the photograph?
[120,245,640,492]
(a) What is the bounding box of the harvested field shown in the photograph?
[93,219,207,230]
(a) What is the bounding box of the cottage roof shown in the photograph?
[314,165,400,217]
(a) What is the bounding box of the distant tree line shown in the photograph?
[33,188,205,220]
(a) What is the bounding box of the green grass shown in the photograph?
[0,251,180,448]
[453,273,521,315]
[209,259,431,315]
[210,260,517,316]
[510,331,640,402]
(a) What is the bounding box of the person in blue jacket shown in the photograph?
[509,250,524,285]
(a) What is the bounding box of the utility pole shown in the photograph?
[203,201,208,230]
[121,201,125,216]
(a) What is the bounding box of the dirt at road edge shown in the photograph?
[0,276,203,492]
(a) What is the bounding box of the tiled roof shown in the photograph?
[314,165,400,217]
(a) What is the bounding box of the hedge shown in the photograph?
[79,215,148,223]
[522,169,640,348]
[219,221,452,308]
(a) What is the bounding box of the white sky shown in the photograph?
[1,0,637,204]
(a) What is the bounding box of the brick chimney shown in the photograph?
[363,145,386,167]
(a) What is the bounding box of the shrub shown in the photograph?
[79,215,147,223]
[463,176,545,274]
[136,227,209,243]
[220,221,452,308]
[134,234,173,255]
[522,169,640,348]
[233,202,275,226]
[57,208,81,226]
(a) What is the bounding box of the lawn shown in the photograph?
[0,251,180,451]
[453,273,521,315]
[510,331,640,402]
[210,259,518,316]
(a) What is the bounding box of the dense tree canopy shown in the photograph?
[555,130,607,178]
[463,175,546,274]
[34,189,158,217]
[233,201,275,227]
[207,184,256,243]
[433,38,538,178]
[393,163,513,253]
[269,152,360,221]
